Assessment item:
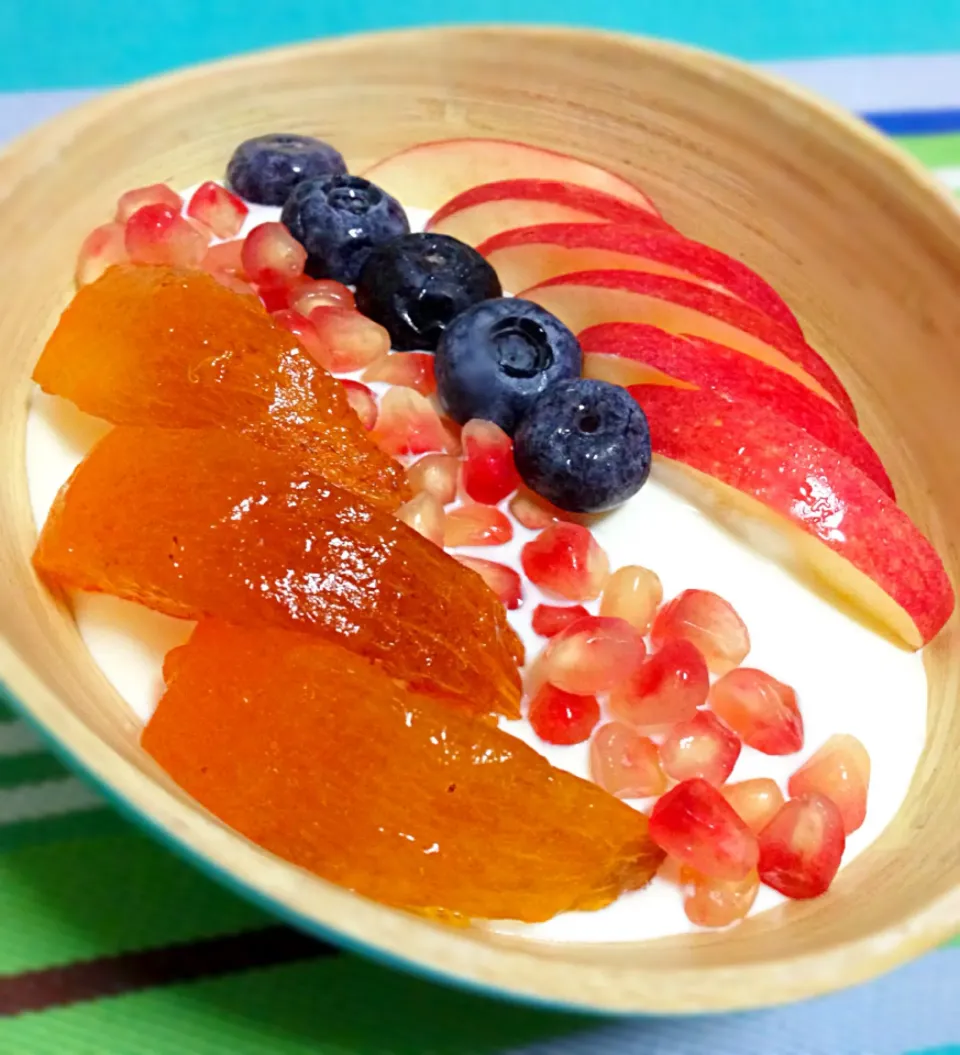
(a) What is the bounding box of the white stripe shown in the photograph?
[0,776,103,825]
[0,88,99,148]
[934,165,960,189]
[761,52,960,113]
[0,720,45,758]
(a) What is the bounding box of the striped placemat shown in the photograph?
[0,102,958,1055]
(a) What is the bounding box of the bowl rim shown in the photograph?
[2,23,959,1016]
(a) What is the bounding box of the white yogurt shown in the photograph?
[24,191,928,943]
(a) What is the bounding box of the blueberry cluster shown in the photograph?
[226,134,409,284]
[434,300,650,512]
[227,134,652,513]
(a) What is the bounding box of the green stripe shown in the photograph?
[0,699,18,722]
[0,955,588,1053]
[0,832,270,975]
[0,752,68,790]
[0,808,129,855]
[890,132,960,167]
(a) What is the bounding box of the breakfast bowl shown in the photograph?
[0,25,958,1016]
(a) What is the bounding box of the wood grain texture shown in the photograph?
[0,26,958,1014]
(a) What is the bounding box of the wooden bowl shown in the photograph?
[0,25,958,1015]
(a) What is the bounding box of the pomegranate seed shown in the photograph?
[758,794,846,899]
[406,453,459,505]
[257,278,313,312]
[460,419,521,505]
[271,309,326,362]
[509,490,561,530]
[241,222,306,286]
[528,684,600,746]
[363,352,437,396]
[259,284,288,312]
[531,603,590,638]
[590,722,666,798]
[660,711,741,786]
[652,589,750,674]
[540,615,644,695]
[710,668,803,755]
[521,522,610,601]
[443,503,513,547]
[75,222,127,285]
[211,272,258,298]
[396,492,445,547]
[721,778,785,834]
[788,735,870,835]
[372,388,456,457]
[600,565,663,633]
[115,183,182,223]
[200,239,245,276]
[456,556,523,610]
[290,279,356,315]
[186,181,248,239]
[125,204,207,268]
[340,379,378,430]
[649,778,759,880]
[681,866,760,928]
[523,650,549,701]
[608,638,708,728]
[436,409,464,456]
[310,307,391,373]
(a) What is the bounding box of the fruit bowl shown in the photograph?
[1,25,959,1015]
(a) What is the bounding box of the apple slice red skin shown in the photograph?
[479,222,802,336]
[428,178,669,229]
[577,321,892,497]
[631,383,954,649]
[521,270,857,422]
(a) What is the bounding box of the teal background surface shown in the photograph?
[5,0,960,91]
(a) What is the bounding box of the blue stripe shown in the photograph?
[864,108,960,135]
[507,948,960,1054]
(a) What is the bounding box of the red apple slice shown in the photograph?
[521,270,856,420]
[479,223,801,335]
[362,140,659,213]
[426,178,668,245]
[632,384,953,648]
[577,322,892,496]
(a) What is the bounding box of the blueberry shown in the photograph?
[280,175,409,285]
[355,233,502,351]
[434,298,581,433]
[225,134,346,207]
[514,378,651,513]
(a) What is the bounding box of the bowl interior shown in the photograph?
[0,26,958,1014]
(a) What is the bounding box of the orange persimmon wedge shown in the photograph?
[34,427,523,717]
[33,264,408,510]
[143,620,663,921]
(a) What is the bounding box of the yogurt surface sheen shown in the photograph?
[25,195,928,944]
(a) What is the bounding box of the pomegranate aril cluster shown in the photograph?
[518,552,872,924]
